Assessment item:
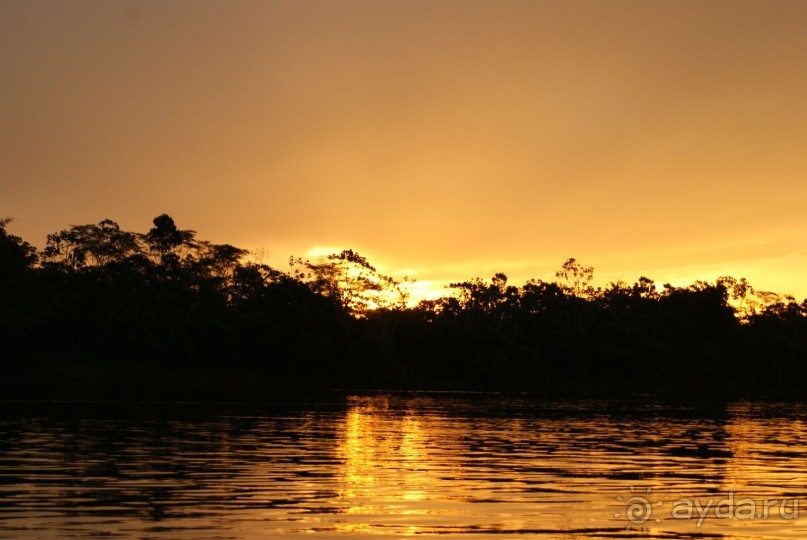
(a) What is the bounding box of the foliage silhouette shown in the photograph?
[2,214,807,397]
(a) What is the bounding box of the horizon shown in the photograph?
[3,214,802,306]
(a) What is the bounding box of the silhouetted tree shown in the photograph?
[144,214,196,269]
[555,257,595,298]
[0,219,39,362]
[42,219,141,270]
[303,249,404,316]
[0,218,37,279]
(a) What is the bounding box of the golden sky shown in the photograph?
[2,0,807,299]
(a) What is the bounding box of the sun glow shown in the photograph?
[305,245,344,258]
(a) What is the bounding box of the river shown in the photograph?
[2,394,807,538]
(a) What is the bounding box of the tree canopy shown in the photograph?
[2,214,807,396]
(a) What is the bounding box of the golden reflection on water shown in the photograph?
[332,396,649,536]
[335,396,435,535]
[330,397,807,539]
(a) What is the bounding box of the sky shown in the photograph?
[2,0,807,300]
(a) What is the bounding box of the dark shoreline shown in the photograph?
[4,217,807,403]
[2,379,803,404]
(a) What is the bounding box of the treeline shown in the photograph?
[2,215,807,396]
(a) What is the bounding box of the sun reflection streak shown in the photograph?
[333,396,436,535]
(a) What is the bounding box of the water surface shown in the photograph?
[2,394,807,539]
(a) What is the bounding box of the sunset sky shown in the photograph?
[3,0,807,300]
